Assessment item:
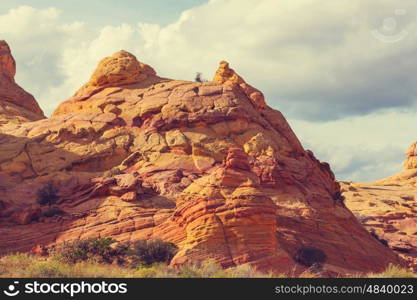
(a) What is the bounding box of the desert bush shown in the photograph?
[195,72,203,82]
[294,246,327,267]
[52,237,117,264]
[37,182,59,206]
[130,239,178,266]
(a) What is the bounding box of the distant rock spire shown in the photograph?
[405,142,417,169]
[0,40,16,79]
[0,40,44,123]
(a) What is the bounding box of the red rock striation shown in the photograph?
[0,46,403,275]
[0,40,44,125]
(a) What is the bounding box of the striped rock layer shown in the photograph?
[0,46,402,275]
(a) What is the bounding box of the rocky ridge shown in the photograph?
[343,166,417,271]
[0,44,403,275]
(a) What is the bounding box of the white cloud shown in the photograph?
[1,1,417,181]
[291,110,417,181]
[0,6,91,112]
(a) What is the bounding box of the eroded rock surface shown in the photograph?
[0,46,402,275]
[405,142,417,170]
[0,40,44,125]
[344,157,417,271]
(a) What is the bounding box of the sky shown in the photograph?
[1,0,416,182]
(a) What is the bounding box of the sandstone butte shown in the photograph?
[0,41,403,276]
[343,143,417,271]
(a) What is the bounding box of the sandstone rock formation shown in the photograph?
[213,61,267,109]
[343,145,417,271]
[405,142,417,170]
[0,46,403,275]
[0,40,44,125]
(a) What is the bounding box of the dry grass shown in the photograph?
[364,264,416,278]
[0,254,415,278]
[0,255,277,278]
[0,254,133,278]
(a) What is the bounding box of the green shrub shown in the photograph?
[130,239,178,266]
[37,182,59,206]
[52,237,117,264]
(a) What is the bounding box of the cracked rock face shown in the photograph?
[0,40,45,126]
[0,47,403,275]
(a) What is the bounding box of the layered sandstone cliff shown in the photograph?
[0,45,402,275]
[0,41,44,125]
[343,145,417,271]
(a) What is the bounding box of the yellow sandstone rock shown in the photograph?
[0,44,404,275]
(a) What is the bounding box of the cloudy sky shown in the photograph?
[1,0,416,182]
